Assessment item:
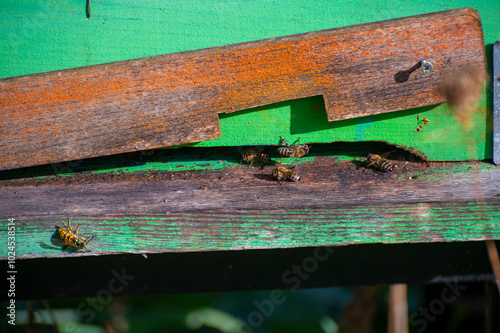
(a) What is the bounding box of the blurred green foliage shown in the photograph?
[0,283,487,333]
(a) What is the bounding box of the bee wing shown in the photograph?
[238,146,264,155]
[380,150,396,158]
[39,242,62,250]
[237,146,247,155]
[51,238,92,252]
[252,145,266,153]
[51,237,76,248]
[51,232,73,246]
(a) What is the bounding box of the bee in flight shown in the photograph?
[366,153,393,172]
[277,136,310,158]
[241,149,270,168]
[272,165,301,182]
[54,218,94,252]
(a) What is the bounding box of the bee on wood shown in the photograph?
[54,218,94,252]
[277,136,310,158]
[272,166,301,182]
[366,153,393,172]
[241,149,270,168]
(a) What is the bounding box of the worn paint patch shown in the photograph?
[2,200,500,258]
[355,116,376,141]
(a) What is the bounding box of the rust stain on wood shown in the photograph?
[0,8,486,171]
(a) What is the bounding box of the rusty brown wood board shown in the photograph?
[0,8,486,171]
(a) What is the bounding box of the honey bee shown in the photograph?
[54,218,94,252]
[241,149,270,168]
[366,153,393,172]
[277,136,310,158]
[272,166,301,182]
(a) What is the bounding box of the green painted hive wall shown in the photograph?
[1,0,499,161]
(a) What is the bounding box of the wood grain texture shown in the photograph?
[1,160,499,259]
[0,8,486,171]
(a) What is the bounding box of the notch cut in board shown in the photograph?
[0,8,486,171]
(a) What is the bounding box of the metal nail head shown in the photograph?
[421,60,433,74]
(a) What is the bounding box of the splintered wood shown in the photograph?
[0,8,486,170]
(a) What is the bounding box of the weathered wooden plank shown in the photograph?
[0,158,497,216]
[2,201,500,259]
[0,8,486,171]
[1,160,499,259]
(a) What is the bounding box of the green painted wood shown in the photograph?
[1,201,500,259]
[0,1,498,162]
[1,160,499,259]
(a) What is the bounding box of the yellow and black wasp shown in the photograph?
[54,218,94,252]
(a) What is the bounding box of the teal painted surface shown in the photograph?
[1,200,500,258]
[1,1,499,161]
